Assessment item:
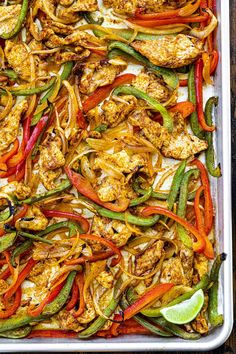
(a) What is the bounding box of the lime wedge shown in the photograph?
[160,289,204,325]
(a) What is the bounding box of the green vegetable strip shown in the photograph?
[150,318,200,340]
[0,0,28,39]
[0,69,18,80]
[188,64,205,139]
[31,61,74,126]
[0,326,32,339]
[176,168,199,248]
[140,274,210,317]
[205,97,221,177]
[16,179,71,205]
[17,231,53,245]
[167,161,186,211]
[208,253,226,327]
[8,78,56,96]
[108,41,178,89]
[0,232,17,253]
[129,187,153,207]
[113,85,173,132]
[82,12,104,25]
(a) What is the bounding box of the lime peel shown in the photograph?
[160,289,204,325]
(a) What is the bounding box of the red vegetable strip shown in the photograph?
[8,164,25,182]
[89,48,107,57]
[192,159,213,235]
[0,287,22,319]
[110,283,174,336]
[0,267,11,280]
[4,258,37,300]
[77,110,87,129]
[195,59,215,131]
[79,234,122,266]
[13,204,29,223]
[0,139,19,164]
[28,281,65,317]
[169,101,195,117]
[179,79,188,87]
[65,250,114,266]
[0,166,17,179]
[73,272,85,318]
[66,279,79,311]
[210,50,219,74]
[194,186,214,259]
[128,14,209,27]
[27,330,77,338]
[142,206,206,253]
[82,74,136,113]
[42,209,89,233]
[65,167,129,212]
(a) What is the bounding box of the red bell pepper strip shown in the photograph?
[195,59,215,132]
[0,166,17,179]
[0,139,19,164]
[133,0,201,19]
[89,48,107,57]
[42,210,89,233]
[27,330,77,338]
[4,258,37,300]
[82,74,136,113]
[65,167,129,212]
[141,206,206,253]
[152,101,195,123]
[28,281,65,317]
[0,267,11,280]
[179,79,188,87]
[73,273,85,318]
[128,13,209,27]
[110,283,173,336]
[77,110,87,129]
[79,234,122,266]
[0,259,7,265]
[65,250,114,266]
[0,287,22,319]
[192,159,213,235]
[210,50,219,74]
[8,164,25,182]
[194,186,214,259]
[66,278,79,311]
[0,163,7,172]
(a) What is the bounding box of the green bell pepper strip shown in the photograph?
[150,318,200,340]
[129,187,153,207]
[108,42,178,89]
[176,168,199,249]
[205,97,221,177]
[17,231,53,245]
[0,326,32,339]
[16,179,71,205]
[208,253,226,327]
[11,221,80,266]
[0,271,76,332]
[82,12,104,25]
[7,78,56,96]
[120,296,171,337]
[166,161,186,211]
[31,61,73,126]
[94,124,108,132]
[113,85,173,132]
[188,64,205,139]
[140,273,210,317]
[0,69,18,80]
[108,49,133,61]
[0,232,17,253]
[0,209,11,222]
[0,0,28,39]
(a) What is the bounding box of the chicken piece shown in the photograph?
[92,216,133,247]
[135,240,164,276]
[5,41,30,81]
[161,112,208,160]
[100,95,137,127]
[57,310,84,332]
[55,49,90,64]
[128,109,169,149]
[38,137,65,190]
[96,270,114,289]
[75,292,96,324]
[192,296,209,334]
[16,205,49,231]
[59,0,74,6]
[0,100,28,153]
[79,61,127,95]
[94,176,134,203]
[194,254,209,280]
[0,5,21,36]
[0,181,31,200]
[32,239,83,260]
[103,0,137,15]
[62,0,98,12]
[160,257,188,285]
[131,35,203,69]
[133,72,172,103]
[28,260,60,289]
[93,149,147,174]
[179,244,194,286]
[44,29,96,49]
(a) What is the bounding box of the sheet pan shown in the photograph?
[0,0,233,351]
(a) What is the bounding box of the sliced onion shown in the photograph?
[124,20,190,34]
[190,9,218,39]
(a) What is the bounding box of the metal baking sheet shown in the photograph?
[0,0,233,351]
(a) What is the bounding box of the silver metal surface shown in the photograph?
[0,0,232,351]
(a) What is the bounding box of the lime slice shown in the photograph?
[160,289,204,325]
